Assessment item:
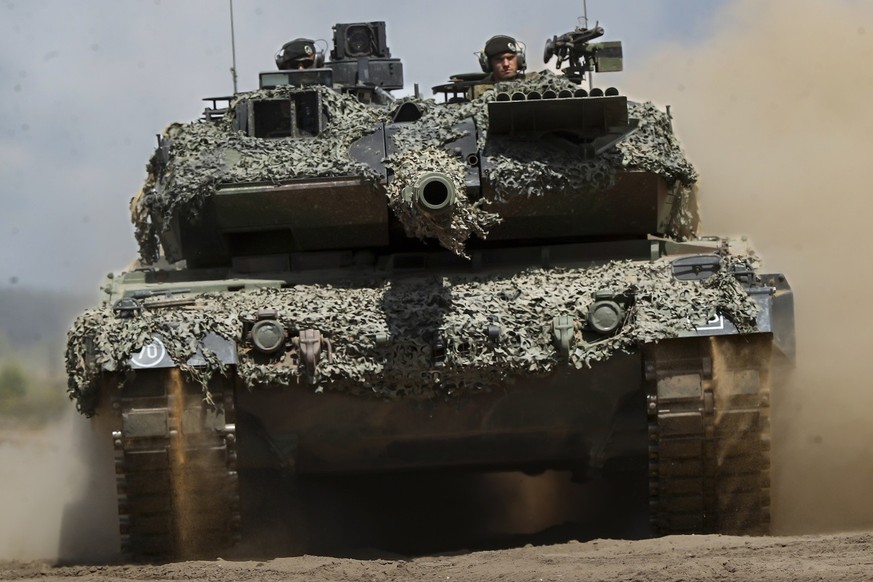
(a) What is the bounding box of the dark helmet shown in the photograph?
[484,35,519,59]
[275,38,322,70]
[479,34,526,73]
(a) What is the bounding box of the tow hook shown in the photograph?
[292,329,333,382]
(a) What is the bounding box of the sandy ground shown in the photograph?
[1,532,871,581]
[2,418,871,582]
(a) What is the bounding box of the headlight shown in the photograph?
[587,292,624,334]
[251,319,286,354]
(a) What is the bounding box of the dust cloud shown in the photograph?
[622,0,873,534]
[0,409,119,563]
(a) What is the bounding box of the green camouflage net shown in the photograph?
[132,85,389,262]
[131,76,698,261]
[479,77,698,239]
[384,147,500,256]
[66,257,757,416]
[383,98,500,255]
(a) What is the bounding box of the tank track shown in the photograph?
[111,372,241,560]
[645,335,772,535]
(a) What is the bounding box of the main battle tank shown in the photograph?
[66,20,795,559]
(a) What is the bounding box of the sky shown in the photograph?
[0,0,726,293]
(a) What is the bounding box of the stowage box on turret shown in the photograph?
[67,20,794,559]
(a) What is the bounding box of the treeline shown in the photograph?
[0,334,69,421]
[0,287,98,423]
[0,356,67,420]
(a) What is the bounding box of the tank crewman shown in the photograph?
[275,38,322,70]
[479,35,526,81]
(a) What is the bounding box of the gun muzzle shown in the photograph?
[402,172,457,215]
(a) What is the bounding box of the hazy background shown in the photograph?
[2,0,872,562]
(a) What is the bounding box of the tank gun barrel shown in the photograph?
[401,172,457,216]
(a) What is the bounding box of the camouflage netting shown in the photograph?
[378,75,700,252]
[131,75,699,262]
[384,147,499,256]
[480,77,699,239]
[482,78,693,194]
[132,85,390,263]
[382,96,499,255]
[67,257,758,416]
[608,100,700,239]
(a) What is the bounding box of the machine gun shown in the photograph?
[543,23,623,83]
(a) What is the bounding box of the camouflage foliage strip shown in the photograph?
[131,76,699,261]
[67,258,757,416]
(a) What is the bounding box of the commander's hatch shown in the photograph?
[487,92,637,156]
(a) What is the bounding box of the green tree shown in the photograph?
[0,361,29,398]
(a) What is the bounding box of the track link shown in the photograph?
[112,370,241,560]
[645,335,772,535]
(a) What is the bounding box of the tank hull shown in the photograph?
[99,329,779,558]
[234,351,646,476]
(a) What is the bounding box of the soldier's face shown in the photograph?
[490,52,519,81]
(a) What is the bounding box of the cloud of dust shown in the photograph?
[621,0,873,533]
[0,409,120,563]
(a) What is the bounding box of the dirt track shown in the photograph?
[2,532,871,581]
[5,417,872,582]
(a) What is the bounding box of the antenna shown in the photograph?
[582,0,593,91]
[229,0,239,94]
